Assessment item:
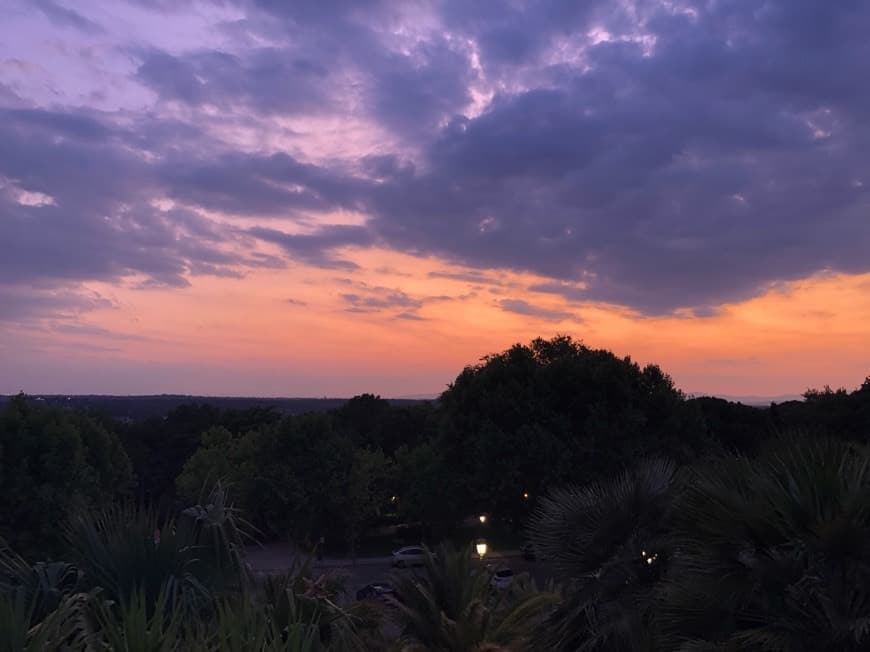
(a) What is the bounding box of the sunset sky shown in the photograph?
[2,0,869,398]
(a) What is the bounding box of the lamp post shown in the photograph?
[475,540,488,561]
[479,514,487,524]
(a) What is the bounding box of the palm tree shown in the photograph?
[0,484,367,651]
[526,459,677,651]
[656,436,870,651]
[390,543,558,652]
[64,482,255,620]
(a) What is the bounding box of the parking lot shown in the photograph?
[245,543,555,599]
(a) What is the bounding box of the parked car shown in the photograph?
[356,582,395,601]
[391,546,434,567]
[491,568,514,589]
[520,543,536,560]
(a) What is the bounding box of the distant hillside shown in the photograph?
[0,394,428,421]
[688,393,803,406]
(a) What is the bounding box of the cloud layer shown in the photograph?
[2,0,870,320]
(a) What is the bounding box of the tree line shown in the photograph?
[2,335,868,559]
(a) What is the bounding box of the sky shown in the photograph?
[1,0,869,398]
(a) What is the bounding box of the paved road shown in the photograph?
[245,543,555,598]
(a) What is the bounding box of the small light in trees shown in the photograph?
[522,492,529,499]
[479,514,487,524]
[391,495,397,503]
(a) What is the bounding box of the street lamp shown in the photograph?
[475,541,488,560]
[522,492,529,500]
[479,514,487,524]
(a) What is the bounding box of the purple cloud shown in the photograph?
[499,299,576,323]
[2,0,870,320]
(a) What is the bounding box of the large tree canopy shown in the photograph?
[438,336,707,519]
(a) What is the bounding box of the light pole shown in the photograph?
[475,540,488,561]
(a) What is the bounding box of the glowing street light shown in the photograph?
[475,541,488,560]
[522,492,529,500]
[479,514,487,524]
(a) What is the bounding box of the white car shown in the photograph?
[391,546,432,567]
[491,568,514,589]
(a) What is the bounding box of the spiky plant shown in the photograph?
[0,588,90,652]
[64,482,258,622]
[526,459,677,651]
[89,585,185,652]
[261,560,371,651]
[183,482,260,597]
[0,536,83,625]
[64,501,210,621]
[656,436,870,651]
[390,543,558,652]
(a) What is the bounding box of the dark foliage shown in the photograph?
[0,395,134,557]
[438,336,707,521]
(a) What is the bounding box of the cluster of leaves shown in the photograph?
[175,414,395,554]
[528,436,870,652]
[0,484,377,651]
[390,543,559,652]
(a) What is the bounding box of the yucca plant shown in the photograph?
[526,459,677,651]
[656,436,870,651]
[390,543,558,652]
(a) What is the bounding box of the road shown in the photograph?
[245,543,556,598]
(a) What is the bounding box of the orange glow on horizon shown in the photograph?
[2,253,868,398]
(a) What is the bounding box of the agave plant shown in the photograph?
[526,459,677,651]
[390,543,558,652]
[656,436,870,651]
